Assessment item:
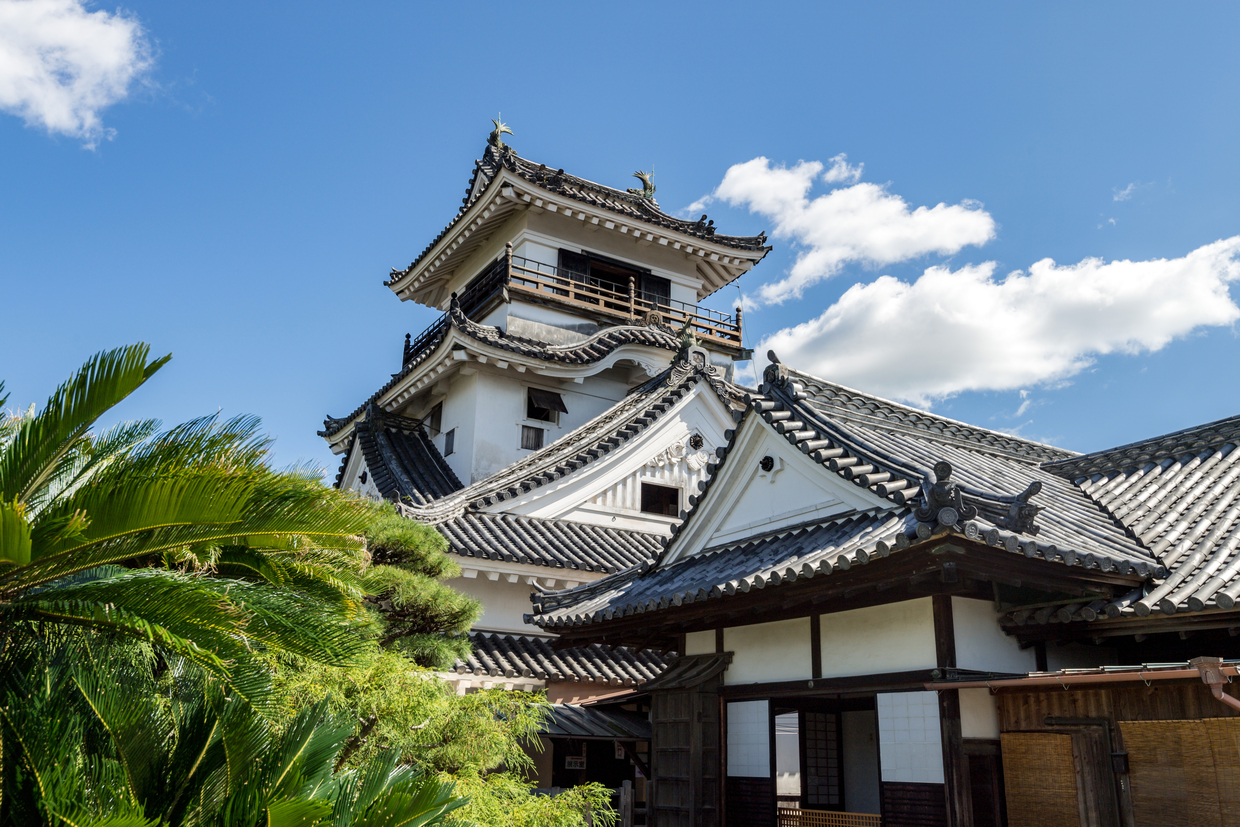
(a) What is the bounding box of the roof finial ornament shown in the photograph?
[627,169,656,200]
[914,461,978,529]
[488,114,513,152]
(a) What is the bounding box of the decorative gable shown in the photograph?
[663,413,894,565]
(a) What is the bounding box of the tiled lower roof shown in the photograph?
[438,512,662,574]
[540,704,652,741]
[342,409,462,505]
[455,632,670,687]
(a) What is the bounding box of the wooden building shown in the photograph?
[527,357,1240,826]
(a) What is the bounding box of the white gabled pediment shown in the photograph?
[338,439,382,500]
[661,413,894,565]
[483,382,737,534]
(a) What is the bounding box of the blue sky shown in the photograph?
[2,1,1239,470]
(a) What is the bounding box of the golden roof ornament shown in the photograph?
[488,115,513,151]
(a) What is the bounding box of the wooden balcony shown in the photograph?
[480,254,744,354]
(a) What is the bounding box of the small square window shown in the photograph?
[443,428,455,457]
[640,483,680,516]
[527,388,566,423]
[521,425,544,451]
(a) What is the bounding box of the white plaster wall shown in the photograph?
[959,688,1001,739]
[1046,641,1119,671]
[450,575,542,635]
[952,597,1037,674]
[820,599,937,679]
[726,700,770,778]
[434,371,478,485]
[512,237,558,269]
[877,691,944,784]
[841,710,881,815]
[684,630,715,656]
[724,617,813,685]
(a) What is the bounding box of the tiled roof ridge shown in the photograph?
[398,350,742,523]
[330,405,464,503]
[454,631,669,686]
[387,142,770,287]
[318,308,682,439]
[774,363,1075,465]
[1043,412,1240,479]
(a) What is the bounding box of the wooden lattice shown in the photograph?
[776,807,881,827]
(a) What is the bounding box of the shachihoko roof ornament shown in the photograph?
[627,169,656,203]
[488,115,512,152]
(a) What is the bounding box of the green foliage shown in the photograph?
[360,504,479,668]
[0,345,377,709]
[448,772,617,827]
[0,642,466,827]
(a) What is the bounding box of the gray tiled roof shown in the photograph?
[387,143,770,287]
[455,632,669,687]
[530,510,916,629]
[529,361,1166,630]
[320,299,683,439]
[335,408,463,505]
[1010,415,1240,625]
[439,512,662,574]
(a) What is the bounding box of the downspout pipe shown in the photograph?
[1191,656,1240,712]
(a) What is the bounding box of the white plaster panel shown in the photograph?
[723,617,813,685]
[819,599,937,679]
[959,688,1001,739]
[684,630,715,656]
[877,691,944,785]
[951,596,1037,674]
[449,575,541,635]
[726,700,770,778]
[841,710,881,815]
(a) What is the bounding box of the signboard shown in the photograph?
[565,756,586,770]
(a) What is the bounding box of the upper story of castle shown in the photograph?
[321,122,771,487]
[384,119,771,359]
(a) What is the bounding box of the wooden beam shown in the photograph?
[810,614,822,680]
[934,595,972,827]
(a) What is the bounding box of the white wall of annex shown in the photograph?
[959,688,1001,739]
[723,617,812,685]
[435,370,478,485]
[877,692,944,784]
[451,575,544,635]
[684,630,715,656]
[952,597,1037,674]
[819,599,937,679]
[726,700,770,778]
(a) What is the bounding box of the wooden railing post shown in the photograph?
[735,305,743,345]
[628,274,636,320]
[502,242,513,304]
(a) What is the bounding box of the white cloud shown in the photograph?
[822,153,863,184]
[0,0,153,146]
[1114,183,1138,202]
[711,157,996,305]
[1014,390,1031,417]
[758,237,1240,406]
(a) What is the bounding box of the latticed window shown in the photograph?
[521,425,544,451]
[443,428,455,457]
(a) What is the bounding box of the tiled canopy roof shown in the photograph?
[388,142,770,288]
[540,704,652,741]
[455,632,669,687]
[439,512,661,574]
[319,298,682,439]
[334,408,463,505]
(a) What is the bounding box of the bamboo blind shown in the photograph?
[1120,720,1222,827]
[775,808,881,827]
[1000,732,1081,827]
[1205,718,1240,826]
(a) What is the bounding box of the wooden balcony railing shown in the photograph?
[777,808,881,827]
[504,254,744,351]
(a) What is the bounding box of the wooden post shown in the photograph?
[933,595,973,827]
[735,306,743,346]
[628,273,636,320]
[502,242,513,304]
[620,780,634,827]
